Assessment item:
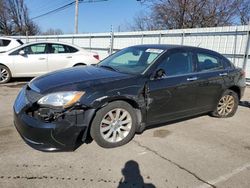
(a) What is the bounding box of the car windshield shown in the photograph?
[98,47,164,74]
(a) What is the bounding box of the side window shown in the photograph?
[0,39,11,47]
[67,45,78,53]
[23,44,47,55]
[197,53,223,71]
[158,51,194,76]
[51,44,68,53]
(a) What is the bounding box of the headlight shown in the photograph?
[38,91,85,108]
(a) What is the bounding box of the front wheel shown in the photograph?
[211,89,239,118]
[90,101,137,148]
[0,65,11,84]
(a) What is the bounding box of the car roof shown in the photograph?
[24,40,79,46]
[0,36,18,41]
[130,44,220,54]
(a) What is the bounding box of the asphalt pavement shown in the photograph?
[0,80,250,188]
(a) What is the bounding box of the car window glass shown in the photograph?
[197,53,222,71]
[0,39,11,47]
[23,44,46,54]
[111,51,143,65]
[67,45,78,53]
[147,53,158,64]
[158,52,193,76]
[51,44,68,53]
[99,47,163,74]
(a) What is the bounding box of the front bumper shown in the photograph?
[13,86,94,152]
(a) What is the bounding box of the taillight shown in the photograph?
[93,54,99,60]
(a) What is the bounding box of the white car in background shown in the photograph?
[0,41,99,83]
[0,37,23,53]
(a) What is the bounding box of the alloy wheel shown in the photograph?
[0,67,10,83]
[100,108,132,143]
[217,95,235,116]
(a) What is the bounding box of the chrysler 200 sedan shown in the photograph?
[13,44,246,151]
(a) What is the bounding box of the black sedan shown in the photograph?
[13,44,246,151]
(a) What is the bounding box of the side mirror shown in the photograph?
[19,50,25,56]
[155,69,166,79]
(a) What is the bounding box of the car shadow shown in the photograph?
[117,160,156,188]
[10,77,33,83]
[239,101,250,108]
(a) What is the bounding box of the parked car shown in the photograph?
[0,41,99,83]
[13,44,246,151]
[0,37,23,53]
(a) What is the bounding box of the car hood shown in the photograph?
[29,66,133,94]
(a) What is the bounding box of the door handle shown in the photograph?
[187,77,198,81]
[38,57,45,60]
[66,56,72,58]
[219,73,228,76]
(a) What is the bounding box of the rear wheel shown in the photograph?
[0,65,11,84]
[211,89,239,118]
[90,101,137,148]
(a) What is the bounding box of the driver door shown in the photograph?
[146,49,199,125]
[11,43,48,77]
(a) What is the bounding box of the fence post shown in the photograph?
[181,31,185,45]
[158,33,162,44]
[89,34,92,50]
[233,29,238,64]
[243,30,250,71]
[141,34,144,44]
[109,29,114,55]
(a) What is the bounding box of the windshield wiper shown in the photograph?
[99,65,118,72]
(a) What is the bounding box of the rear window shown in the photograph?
[67,45,78,53]
[0,39,11,47]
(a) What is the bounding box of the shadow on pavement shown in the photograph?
[118,160,156,188]
[239,101,250,108]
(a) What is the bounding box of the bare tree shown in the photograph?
[235,0,250,25]
[0,0,39,35]
[0,0,12,35]
[42,28,64,35]
[128,12,156,31]
[131,0,250,31]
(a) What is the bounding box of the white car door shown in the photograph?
[11,43,48,77]
[47,44,73,71]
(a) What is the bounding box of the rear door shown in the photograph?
[47,43,76,71]
[146,48,200,124]
[193,50,227,111]
[11,43,48,76]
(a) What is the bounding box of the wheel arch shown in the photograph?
[83,97,143,141]
[228,86,241,100]
[73,63,86,67]
[0,63,12,79]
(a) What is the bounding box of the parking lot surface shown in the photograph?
[0,80,250,188]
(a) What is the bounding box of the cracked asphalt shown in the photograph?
[0,80,250,188]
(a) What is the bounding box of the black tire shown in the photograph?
[90,101,137,148]
[0,65,11,84]
[211,89,239,118]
